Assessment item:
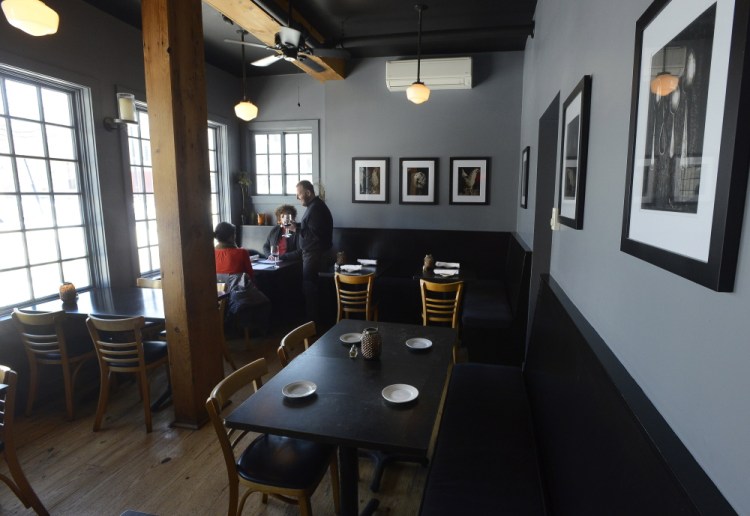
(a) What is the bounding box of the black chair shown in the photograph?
[206,358,340,515]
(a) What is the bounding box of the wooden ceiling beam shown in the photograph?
[203,0,345,81]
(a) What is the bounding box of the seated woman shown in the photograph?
[214,222,271,336]
[263,204,299,259]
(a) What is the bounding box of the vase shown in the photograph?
[361,327,382,360]
[59,282,78,304]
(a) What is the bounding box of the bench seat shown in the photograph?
[420,363,544,516]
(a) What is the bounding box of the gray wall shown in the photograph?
[0,0,241,288]
[247,52,524,231]
[520,0,749,512]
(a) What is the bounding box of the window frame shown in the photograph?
[122,99,231,277]
[246,119,320,202]
[0,63,107,312]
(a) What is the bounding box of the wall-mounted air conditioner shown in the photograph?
[385,57,472,92]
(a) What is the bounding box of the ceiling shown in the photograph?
[81,0,537,78]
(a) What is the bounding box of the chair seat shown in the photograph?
[237,434,334,489]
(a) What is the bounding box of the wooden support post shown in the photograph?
[141,0,224,428]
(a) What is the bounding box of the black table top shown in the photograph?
[225,319,456,455]
[413,268,476,283]
[252,258,301,275]
[25,287,166,321]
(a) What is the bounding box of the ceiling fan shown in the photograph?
[224,0,350,74]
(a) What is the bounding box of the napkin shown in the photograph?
[250,254,260,262]
[433,268,459,276]
[340,264,363,272]
[357,259,378,265]
[435,261,460,268]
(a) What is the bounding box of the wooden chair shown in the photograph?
[85,315,169,433]
[136,277,162,288]
[277,321,316,368]
[0,365,49,515]
[136,277,166,339]
[420,279,465,328]
[206,358,340,516]
[334,273,377,322]
[11,308,96,420]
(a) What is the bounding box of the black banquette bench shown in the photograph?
[420,275,736,515]
[242,225,532,364]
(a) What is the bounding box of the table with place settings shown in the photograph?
[224,318,457,516]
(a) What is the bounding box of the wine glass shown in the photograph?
[281,213,293,238]
[270,244,279,265]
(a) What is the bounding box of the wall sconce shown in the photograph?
[104,93,138,130]
[1,0,59,37]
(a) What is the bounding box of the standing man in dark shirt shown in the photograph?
[282,180,333,322]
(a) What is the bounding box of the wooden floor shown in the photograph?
[0,324,429,515]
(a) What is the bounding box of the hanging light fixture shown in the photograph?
[650,46,679,97]
[406,4,430,105]
[1,0,58,36]
[234,30,259,122]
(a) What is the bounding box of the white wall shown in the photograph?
[520,0,750,511]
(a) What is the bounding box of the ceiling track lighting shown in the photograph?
[1,0,58,36]
[235,30,259,122]
[406,4,430,105]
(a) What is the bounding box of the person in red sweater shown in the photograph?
[214,222,270,337]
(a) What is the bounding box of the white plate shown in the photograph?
[282,380,317,399]
[340,333,362,344]
[406,338,432,350]
[382,384,419,403]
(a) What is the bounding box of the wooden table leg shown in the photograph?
[339,446,380,516]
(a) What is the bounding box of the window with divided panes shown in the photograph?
[0,68,95,310]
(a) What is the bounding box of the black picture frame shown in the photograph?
[557,75,592,229]
[352,158,389,203]
[399,158,438,204]
[520,146,530,209]
[449,157,490,205]
[620,0,750,291]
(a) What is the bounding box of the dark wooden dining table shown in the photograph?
[224,318,456,516]
[25,287,167,321]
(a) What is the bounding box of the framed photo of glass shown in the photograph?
[352,158,389,203]
[399,158,438,204]
[620,0,750,291]
[449,157,490,205]
[557,76,592,229]
[520,146,530,209]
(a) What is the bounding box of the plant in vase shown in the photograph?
[235,171,252,224]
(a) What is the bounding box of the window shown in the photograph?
[250,120,319,196]
[0,67,97,310]
[127,106,158,275]
[127,107,227,274]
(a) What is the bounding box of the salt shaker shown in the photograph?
[349,344,358,358]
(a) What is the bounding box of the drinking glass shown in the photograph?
[270,245,279,265]
[281,213,293,238]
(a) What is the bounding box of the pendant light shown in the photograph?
[650,46,679,97]
[234,30,259,122]
[406,4,430,105]
[1,0,59,36]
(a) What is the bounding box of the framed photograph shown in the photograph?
[399,158,438,204]
[352,158,389,203]
[520,146,530,209]
[557,75,592,229]
[449,157,490,205]
[621,0,750,291]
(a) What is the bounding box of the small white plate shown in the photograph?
[340,333,362,344]
[282,380,317,399]
[382,384,419,404]
[406,338,432,350]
